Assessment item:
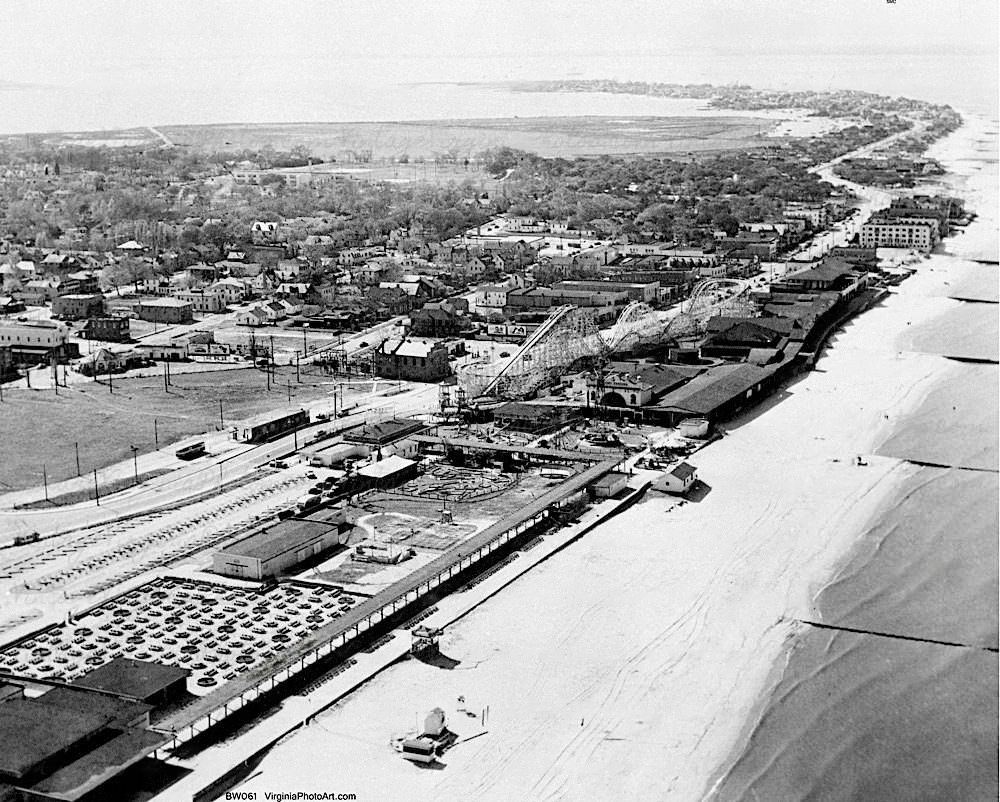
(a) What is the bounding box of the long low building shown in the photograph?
[214,518,347,580]
[551,279,658,304]
[648,362,784,425]
[239,408,310,442]
[0,666,176,802]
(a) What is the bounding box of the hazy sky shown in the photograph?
[3,0,995,84]
[1,1,996,131]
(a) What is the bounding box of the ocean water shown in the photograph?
[712,117,999,801]
[0,50,996,134]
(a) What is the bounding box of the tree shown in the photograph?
[712,213,740,237]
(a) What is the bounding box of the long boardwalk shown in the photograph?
[162,470,653,802]
[154,456,623,745]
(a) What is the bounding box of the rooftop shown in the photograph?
[670,462,697,480]
[27,727,169,801]
[137,297,192,308]
[782,260,856,285]
[221,518,338,562]
[356,455,415,479]
[0,699,112,780]
[344,418,426,446]
[71,657,189,702]
[653,363,777,416]
[239,407,308,430]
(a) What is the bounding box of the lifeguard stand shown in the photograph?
[411,625,443,656]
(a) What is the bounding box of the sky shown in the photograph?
[0,0,996,131]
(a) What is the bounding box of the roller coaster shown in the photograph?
[457,278,756,401]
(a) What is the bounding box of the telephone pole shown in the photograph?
[74,442,81,477]
[93,469,100,505]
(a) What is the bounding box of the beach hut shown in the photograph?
[654,462,698,495]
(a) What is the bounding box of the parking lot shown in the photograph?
[0,576,358,696]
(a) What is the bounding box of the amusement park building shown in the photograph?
[551,280,658,304]
[588,361,705,409]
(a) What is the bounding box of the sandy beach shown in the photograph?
[232,110,999,802]
[234,267,964,802]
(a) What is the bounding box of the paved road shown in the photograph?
[0,381,439,540]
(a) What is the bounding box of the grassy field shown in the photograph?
[31,116,773,161]
[160,116,771,159]
[0,367,341,492]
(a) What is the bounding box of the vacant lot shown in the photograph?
[0,367,341,492]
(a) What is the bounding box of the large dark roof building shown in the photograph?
[71,657,189,707]
[0,679,169,802]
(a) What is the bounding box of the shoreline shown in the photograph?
[705,114,998,799]
[235,262,968,802]
[237,114,995,801]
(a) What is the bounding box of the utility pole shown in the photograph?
[286,381,291,403]
[154,418,159,449]
[108,362,113,393]
[74,442,81,477]
[296,353,300,383]
[42,465,48,502]
[93,469,100,505]
[130,445,139,485]
[218,399,224,430]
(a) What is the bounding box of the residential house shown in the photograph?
[52,293,105,320]
[173,288,227,313]
[409,301,465,337]
[251,220,279,243]
[368,285,415,316]
[375,337,452,382]
[82,316,130,342]
[236,306,270,327]
[210,277,250,305]
[19,279,60,305]
[77,344,142,376]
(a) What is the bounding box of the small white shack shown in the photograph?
[654,462,698,495]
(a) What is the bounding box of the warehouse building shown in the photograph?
[71,657,189,709]
[353,455,419,492]
[214,518,346,580]
[239,408,310,442]
[135,298,194,324]
[0,682,170,802]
